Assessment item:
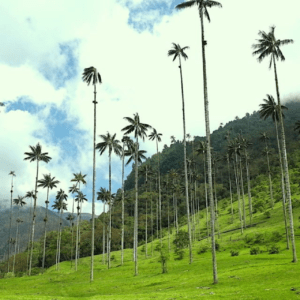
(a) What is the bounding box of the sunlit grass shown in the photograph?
[1,196,299,299]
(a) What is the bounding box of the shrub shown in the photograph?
[4,272,15,279]
[197,245,209,254]
[270,231,282,243]
[230,250,239,256]
[215,241,221,251]
[174,249,185,260]
[111,255,116,261]
[253,199,265,213]
[264,211,271,218]
[158,244,170,273]
[268,245,280,254]
[250,247,261,255]
[173,230,189,249]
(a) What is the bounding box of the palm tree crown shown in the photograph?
[259,94,287,122]
[24,143,51,164]
[38,174,60,194]
[82,67,102,86]
[168,43,189,61]
[96,132,122,156]
[252,26,294,69]
[122,113,151,141]
[13,196,26,207]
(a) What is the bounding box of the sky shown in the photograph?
[1,0,300,215]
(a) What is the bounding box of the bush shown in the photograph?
[250,247,261,255]
[173,230,189,249]
[230,250,239,256]
[174,249,185,260]
[158,244,170,273]
[215,241,221,252]
[264,211,271,218]
[268,245,280,254]
[270,231,282,243]
[197,245,209,254]
[111,255,116,261]
[4,272,15,279]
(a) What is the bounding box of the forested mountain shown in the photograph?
[0,206,69,258]
[124,99,300,191]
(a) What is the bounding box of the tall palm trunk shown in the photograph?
[233,155,243,234]
[213,166,220,239]
[102,202,106,264]
[26,196,32,273]
[134,137,139,275]
[203,152,209,238]
[42,187,50,270]
[70,196,75,268]
[200,10,217,282]
[90,84,97,281]
[8,176,14,273]
[56,208,63,271]
[265,147,274,208]
[239,158,246,228]
[156,140,162,246]
[75,204,80,270]
[13,206,20,274]
[244,154,253,225]
[178,55,192,264]
[29,160,39,276]
[121,145,125,265]
[227,155,234,223]
[108,152,112,269]
[273,59,297,262]
[274,118,289,249]
[150,192,154,257]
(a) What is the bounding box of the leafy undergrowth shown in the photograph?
[1,197,300,300]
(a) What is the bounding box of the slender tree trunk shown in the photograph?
[244,153,253,225]
[29,160,39,276]
[239,158,246,228]
[102,202,106,264]
[13,206,20,274]
[108,152,112,269]
[273,59,297,262]
[121,144,125,265]
[155,140,162,247]
[75,193,80,271]
[90,85,97,281]
[265,149,274,208]
[42,187,50,270]
[213,166,220,239]
[178,55,193,264]
[7,176,14,273]
[70,195,75,268]
[134,137,139,275]
[203,152,209,239]
[26,196,32,273]
[227,155,234,223]
[233,156,243,234]
[274,119,289,249]
[151,193,154,257]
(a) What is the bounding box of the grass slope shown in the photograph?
[1,196,300,300]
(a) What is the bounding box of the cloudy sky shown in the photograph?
[1,0,299,215]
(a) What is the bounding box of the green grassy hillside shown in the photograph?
[1,195,299,300]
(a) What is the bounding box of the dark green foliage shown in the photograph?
[250,247,261,255]
[264,211,271,218]
[268,245,280,254]
[270,231,282,243]
[173,231,189,260]
[197,245,209,254]
[158,244,169,273]
[244,233,265,245]
[215,241,221,252]
[230,250,239,256]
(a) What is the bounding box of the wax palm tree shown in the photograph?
[7,171,16,272]
[168,43,193,264]
[122,113,151,276]
[24,143,51,275]
[52,189,68,270]
[74,190,87,269]
[253,27,296,262]
[176,0,221,282]
[170,135,176,144]
[121,136,133,264]
[259,95,289,250]
[12,196,26,273]
[68,184,79,267]
[148,128,163,245]
[37,173,60,270]
[294,121,300,134]
[240,136,253,224]
[25,190,34,272]
[228,139,243,234]
[259,133,274,208]
[97,187,110,265]
[82,66,101,281]
[96,132,122,269]
[71,172,87,270]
